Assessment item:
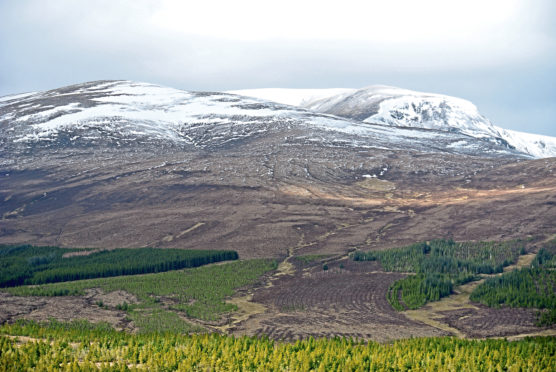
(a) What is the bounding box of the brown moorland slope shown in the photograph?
[1,142,554,259]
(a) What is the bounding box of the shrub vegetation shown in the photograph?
[7,259,277,323]
[471,239,556,325]
[0,244,238,287]
[352,239,524,310]
[0,320,553,371]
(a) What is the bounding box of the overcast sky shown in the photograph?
[1,0,555,136]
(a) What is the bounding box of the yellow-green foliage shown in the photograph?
[1,320,554,371]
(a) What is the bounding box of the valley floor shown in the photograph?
[2,246,555,342]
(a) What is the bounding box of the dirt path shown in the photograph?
[538,233,556,246]
[274,234,301,277]
[403,281,478,338]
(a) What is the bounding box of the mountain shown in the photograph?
[231,86,556,158]
[1,80,555,258]
[2,80,556,344]
[0,81,522,159]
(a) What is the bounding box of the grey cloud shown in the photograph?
[1,1,555,136]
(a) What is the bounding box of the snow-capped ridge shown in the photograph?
[227,88,355,107]
[0,80,530,159]
[231,85,556,158]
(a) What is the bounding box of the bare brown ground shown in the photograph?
[228,259,448,342]
[281,183,556,208]
[437,305,551,339]
[1,151,555,261]
[0,289,138,331]
[220,244,556,341]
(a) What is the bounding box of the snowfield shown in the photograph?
[232,85,556,159]
[227,88,354,107]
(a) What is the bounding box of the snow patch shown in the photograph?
[227,88,355,107]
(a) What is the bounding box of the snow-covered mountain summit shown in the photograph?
[226,88,353,107]
[0,80,354,152]
[232,86,556,158]
[0,80,527,159]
